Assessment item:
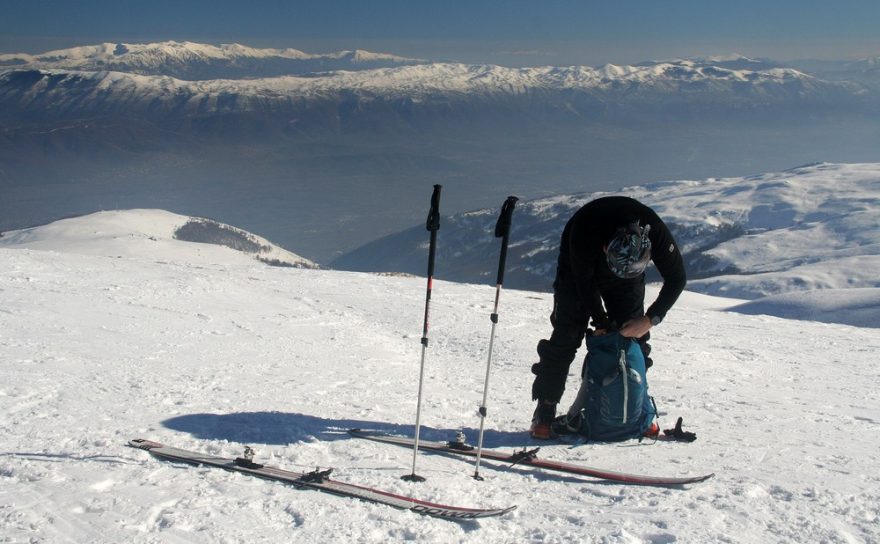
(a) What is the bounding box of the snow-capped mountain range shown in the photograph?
[0,54,869,120]
[2,41,879,265]
[1,41,873,94]
[0,41,874,121]
[333,162,880,319]
[0,41,423,79]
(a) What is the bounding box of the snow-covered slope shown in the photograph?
[730,288,880,328]
[333,162,880,324]
[1,245,877,542]
[0,41,423,79]
[0,209,319,268]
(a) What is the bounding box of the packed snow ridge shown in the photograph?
[0,209,319,269]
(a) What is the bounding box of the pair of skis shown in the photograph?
[129,431,713,522]
[348,429,714,486]
[128,438,515,520]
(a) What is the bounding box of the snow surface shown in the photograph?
[729,288,880,328]
[1,221,879,542]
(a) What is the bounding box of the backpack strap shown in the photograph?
[618,339,629,424]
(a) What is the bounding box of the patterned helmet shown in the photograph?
[606,221,652,279]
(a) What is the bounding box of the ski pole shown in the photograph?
[473,195,518,481]
[402,184,442,483]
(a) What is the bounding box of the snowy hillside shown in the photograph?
[0,41,423,79]
[0,209,319,269]
[333,162,880,327]
[1,242,878,542]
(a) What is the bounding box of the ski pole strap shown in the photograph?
[663,417,698,442]
[426,184,442,232]
[297,468,334,484]
[509,447,540,466]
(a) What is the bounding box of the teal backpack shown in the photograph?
[579,332,656,441]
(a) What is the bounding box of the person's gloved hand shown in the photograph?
[620,315,652,338]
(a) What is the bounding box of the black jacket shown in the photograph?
[558,196,686,327]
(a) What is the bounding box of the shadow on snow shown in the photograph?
[161,411,530,449]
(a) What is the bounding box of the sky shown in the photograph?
[1,0,879,66]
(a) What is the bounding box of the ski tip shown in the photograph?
[493,505,518,517]
[674,472,715,486]
[414,503,518,520]
[492,505,518,518]
[128,438,163,451]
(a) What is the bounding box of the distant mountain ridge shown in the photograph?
[787,55,880,90]
[0,43,872,122]
[0,41,424,79]
[0,56,870,121]
[332,163,880,300]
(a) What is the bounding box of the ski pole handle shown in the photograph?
[493,196,518,286]
[423,184,442,299]
[426,184,442,232]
